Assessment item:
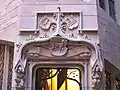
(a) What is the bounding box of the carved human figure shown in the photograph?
[92,65,102,89]
[15,65,25,88]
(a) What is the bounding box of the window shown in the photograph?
[99,0,105,10]
[116,79,120,90]
[105,71,111,90]
[7,46,14,90]
[35,68,82,90]
[0,44,5,90]
[108,0,116,20]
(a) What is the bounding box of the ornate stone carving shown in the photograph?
[79,52,91,59]
[64,15,78,30]
[40,15,52,30]
[78,46,92,59]
[49,37,68,56]
[26,38,93,59]
[51,24,57,31]
[38,11,79,39]
[61,23,67,33]
[26,35,35,41]
[16,43,22,52]
[40,33,49,38]
[68,33,77,38]
[92,65,102,89]
[53,12,64,21]
[15,59,25,89]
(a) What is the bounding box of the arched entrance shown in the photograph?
[13,7,103,90]
[14,36,102,90]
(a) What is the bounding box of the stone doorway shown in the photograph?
[14,36,102,90]
[33,66,83,90]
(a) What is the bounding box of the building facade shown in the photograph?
[0,0,120,90]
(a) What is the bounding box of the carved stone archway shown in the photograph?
[13,7,103,90]
[14,36,103,90]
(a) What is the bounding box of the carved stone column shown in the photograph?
[2,45,9,90]
[84,62,88,90]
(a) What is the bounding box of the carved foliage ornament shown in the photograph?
[49,37,68,56]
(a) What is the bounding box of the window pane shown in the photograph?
[105,71,111,90]
[109,0,116,20]
[99,0,105,9]
[0,44,5,90]
[7,46,14,90]
[35,68,82,90]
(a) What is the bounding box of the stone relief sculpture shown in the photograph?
[14,7,102,90]
[49,37,68,56]
[92,65,102,89]
[15,65,24,88]
[91,43,103,89]
[79,51,91,59]
[14,59,25,89]
[40,15,52,30]
[16,43,22,52]
[26,37,93,59]
[26,35,35,41]
[64,15,78,30]
[39,11,79,39]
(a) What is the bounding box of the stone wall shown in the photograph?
[98,7,120,70]
[19,0,98,31]
[0,0,22,42]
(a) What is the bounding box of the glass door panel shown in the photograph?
[35,68,82,90]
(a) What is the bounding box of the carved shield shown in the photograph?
[40,15,51,30]
[49,37,68,56]
[65,15,78,30]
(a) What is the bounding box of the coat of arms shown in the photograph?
[39,15,51,30]
[64,15,78,30]
[49,37,68,56]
